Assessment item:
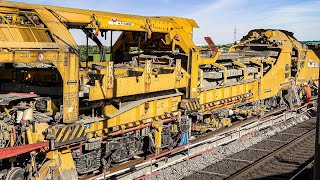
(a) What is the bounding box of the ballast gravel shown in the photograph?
[152,114,310,180]
[228,149,269,162]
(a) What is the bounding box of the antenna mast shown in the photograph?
[233,26,237,43]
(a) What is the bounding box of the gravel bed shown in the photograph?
[202,160,249,175]
[294,121,316,129]
[249,140,284,151]
[181,172,223,180]
[228,149,269,162]
[152,114,310,180]
[278,127,308,135]
[268,133,297,142]
[241,125,316,179]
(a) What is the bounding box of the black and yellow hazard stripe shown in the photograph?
[201,93,253,109]
[119,120,145,130]
[181,99,201,112]
[54,124,87,148]
[152,112,176,121]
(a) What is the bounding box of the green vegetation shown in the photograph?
[79,45,111,62]
[217,44,233,52]
[79,46,141,62]
[200,44,232,52]
[79,41,319,60]
[300,41,320,45]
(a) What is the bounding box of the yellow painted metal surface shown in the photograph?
[199,81,258,106]
[39,150,77,180]
[88,61,190,100]
[0,1,199,123]
[0,2,318,179]
[231,29,319,100]
[296,49,319,85]
[82,95,182,136]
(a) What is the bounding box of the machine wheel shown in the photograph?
[5,167,25,180]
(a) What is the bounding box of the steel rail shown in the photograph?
[227,126,316,180]
[87,101,317,180]
[290,160,314,180]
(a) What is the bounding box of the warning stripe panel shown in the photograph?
[201,93,254,109]
[61,126,71,142]
[54,124,86,148]
[185,99,201,112]
[55,126,65,142]
[120,119,146,130]
[69,125,80,141]
[179,99,201,112]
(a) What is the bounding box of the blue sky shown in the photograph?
[10,0,320,45]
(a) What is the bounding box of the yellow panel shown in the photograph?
[0,27,14,41]
[32,29,51,42]
[19,28,36,42]
[199,81,259,104]
[82,95,182,135]
[297,50,319,85]
[260,50,291,99]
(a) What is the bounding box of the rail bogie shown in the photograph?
[0,2,318,179]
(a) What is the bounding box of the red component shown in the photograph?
[174,34,180,41]
[109,123,152,137]
[183,146,219,160]
[135,171,160,180]
[145,143,189,162]
[144,102,150,110]
[304,86,312,103]
[0,142,49,160]
[20,119,25,125]
[162,118,176,124]
[204,37,219,57]
[192,122,197,131]
[8,92,38,97]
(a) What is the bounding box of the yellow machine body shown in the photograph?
[0,2,318,179]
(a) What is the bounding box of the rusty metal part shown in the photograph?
[0,142,49,160]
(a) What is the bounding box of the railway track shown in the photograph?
[228,119,316,180]
[85,102,317,180]
[185,116,316,180]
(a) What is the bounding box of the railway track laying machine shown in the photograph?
[0,1,318,179]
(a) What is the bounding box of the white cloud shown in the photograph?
[190,0,320,44]
[190,0,252,44]
[10,0,319,45]
[260,1,320,40]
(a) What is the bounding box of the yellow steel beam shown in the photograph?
[263,58,275,66]
[212,62,227,84]
[233,60,247,80]
[249,59,263,77]
[198,51,221,65]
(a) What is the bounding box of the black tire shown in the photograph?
[5,167,25,180]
